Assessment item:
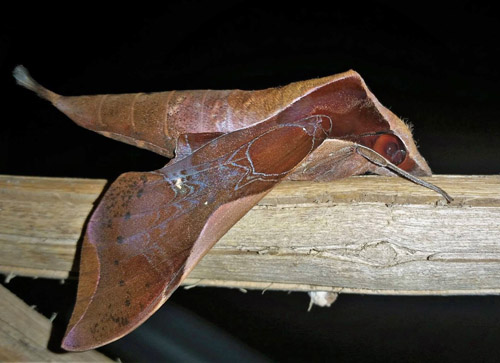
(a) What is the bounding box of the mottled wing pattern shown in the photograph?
[62,115,332,351]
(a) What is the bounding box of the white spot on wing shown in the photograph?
[175,178,183,189]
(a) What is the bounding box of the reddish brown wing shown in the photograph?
[61,115,332,351]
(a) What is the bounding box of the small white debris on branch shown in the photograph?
[183,279,202,290]
[307,291,338,311]
[4,272,16,283]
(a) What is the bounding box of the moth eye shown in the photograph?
[373,134,407,166]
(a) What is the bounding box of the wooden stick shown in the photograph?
[0,284,111,361]
[1,174,499,295]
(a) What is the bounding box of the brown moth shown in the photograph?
[13,65,451,351]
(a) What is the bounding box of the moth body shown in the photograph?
[13,65,451,351]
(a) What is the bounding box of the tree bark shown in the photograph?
[1,174,499,295]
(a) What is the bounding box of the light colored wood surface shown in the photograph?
[1,174,499,295]
[0,284,111,361]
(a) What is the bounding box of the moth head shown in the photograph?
[373,134,407,165]
[276,70,432,179]
[349,72,432,178]
[367,114,431,178]
[355,125,431,178]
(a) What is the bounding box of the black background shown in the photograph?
[1,1,499,362]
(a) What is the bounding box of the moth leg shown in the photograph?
[287,139,372,181]
[354,145,453,202]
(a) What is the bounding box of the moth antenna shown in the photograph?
[13,65,60,103]
[355,144,453,203]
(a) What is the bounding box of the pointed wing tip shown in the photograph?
[61,324,118,352]
[61,329,95,352]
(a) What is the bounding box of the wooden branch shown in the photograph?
[0,284,110,361]
[1,174,499,295]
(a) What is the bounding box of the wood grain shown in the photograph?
[0,284,110,361]
[1,174,499,295]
